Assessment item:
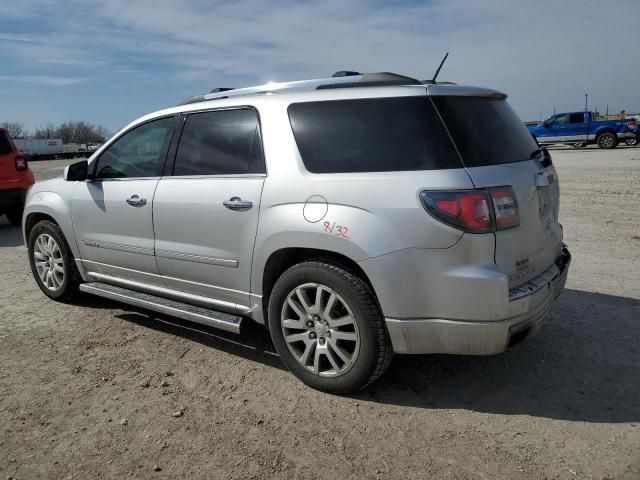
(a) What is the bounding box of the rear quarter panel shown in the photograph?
[250,98,475,295]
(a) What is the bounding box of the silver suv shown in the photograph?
[23,72,570,393]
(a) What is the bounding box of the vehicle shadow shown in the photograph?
[82,287,639,423]
[362,289,640,423]
[0,219,24,247]
[113,310,284,371]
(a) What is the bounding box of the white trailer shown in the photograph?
[14,138,64,159]
[14,139,91,160]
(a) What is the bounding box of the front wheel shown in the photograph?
[597,133,618,149]
[28,220,81,302]
[267,260,392,394]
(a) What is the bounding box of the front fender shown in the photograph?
[23,189,80,258]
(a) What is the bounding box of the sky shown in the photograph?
[1,0,638,134]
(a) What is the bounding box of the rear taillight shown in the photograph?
[420,186,519,233]
[626,120,638,131]
[490,187,520,229]
[15,155,28,172]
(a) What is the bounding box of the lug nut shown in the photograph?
[306,321,314,328]
[309,332,317,339]
[319,338,325,346]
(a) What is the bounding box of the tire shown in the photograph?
[5,209,23,227]
[625,137,638,146]
[572,142,587,148]
[597,133,618,149]
[267,259,393,394]
[28,220,81,302]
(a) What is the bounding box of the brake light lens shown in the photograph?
[626,120,637,131]
[15,155,28,172]
[420,190,492,233]
[489,187,520,229]
[421,186,519,233]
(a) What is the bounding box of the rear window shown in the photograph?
[0,131,13,155]
[174,108,264,176]
[431,96,539,167]
[288,97,462,173]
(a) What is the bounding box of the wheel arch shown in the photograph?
[260,247,378,324]
[23,191,80,258]
[595,127,617,139]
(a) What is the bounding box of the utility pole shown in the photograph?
[585,93,588,112]
[553,105,556,115]
[606,104,609,116]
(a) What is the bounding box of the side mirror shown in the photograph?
[63,160,89,181]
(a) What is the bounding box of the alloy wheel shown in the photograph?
[281,283,360,377]
[33,233,65,291]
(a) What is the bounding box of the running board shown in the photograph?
[80,282,243,333]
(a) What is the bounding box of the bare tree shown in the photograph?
[55,121,110,144]
[1,121,27,138]
[34,124,57,139]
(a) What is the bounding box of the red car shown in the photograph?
[0,128,35,226]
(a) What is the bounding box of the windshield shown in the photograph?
[431,96,539,167]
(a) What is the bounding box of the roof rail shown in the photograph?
[177,71,424,105]
[332,71,361,77]
[317,72,422,90]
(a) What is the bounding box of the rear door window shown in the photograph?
[431,96,539,167]
[173,108,264,176]
[0,131,13,155]
[569,113,585,123]
[288,97,462,173]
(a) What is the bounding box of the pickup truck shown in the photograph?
[528,111,638,149]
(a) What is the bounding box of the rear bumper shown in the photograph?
[385,246,571,355]
[0,188,27,211]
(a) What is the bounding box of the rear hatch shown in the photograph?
[0,130,19,181]
[431,94,563,287]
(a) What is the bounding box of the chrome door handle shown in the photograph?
[223,197,253,211]
[126,195,147,207]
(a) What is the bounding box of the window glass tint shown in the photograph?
[0,131,13,155]
[431,96,539,167]
[95,117,173,179]
[569,113,584,124]
[173,109,263,176]
[553,114,570,125]
[288,97,461,173]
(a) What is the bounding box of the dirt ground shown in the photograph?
[1,148,639,479]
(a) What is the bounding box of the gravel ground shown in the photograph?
[1,149,639,479]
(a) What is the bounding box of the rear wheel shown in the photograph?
[597,133,618,149]
[267,259,392,394]
[625,137,638,146]
[28,220,81,302]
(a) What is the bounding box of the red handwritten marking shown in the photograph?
[323,221,349,239]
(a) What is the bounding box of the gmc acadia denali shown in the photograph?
[23,72,571,393]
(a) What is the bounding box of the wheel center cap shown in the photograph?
[315,323,328,337]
